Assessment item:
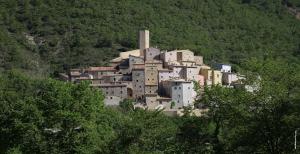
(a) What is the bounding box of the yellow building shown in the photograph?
[212,70,222,85]
[200,68,213,85]
[200,67,222,86]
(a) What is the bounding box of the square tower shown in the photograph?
[139,30,150,56]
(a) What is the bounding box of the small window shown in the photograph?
[174,87,177,90]
[139,86,142,88]
[179,87,181,90]
[159,101,162,104]
[110,97,113,99]
[120,91,123,94]
[148,78,150,81]
[136,80,139,82]
[161,76,163,78]
[188,87,190,89]
[178,94,180,98]
[150,91,152,93]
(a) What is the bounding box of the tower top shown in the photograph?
[139,30,150,56]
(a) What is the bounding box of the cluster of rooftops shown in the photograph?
[60,30,246,115]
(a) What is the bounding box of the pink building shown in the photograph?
[195,75,205,86]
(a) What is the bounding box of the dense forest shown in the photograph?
[0,0,300,75]
[0,0,300,153]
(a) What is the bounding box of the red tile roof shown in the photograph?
[132,64,145,70]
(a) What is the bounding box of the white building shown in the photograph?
[215,64,231,73]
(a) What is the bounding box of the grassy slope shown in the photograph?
[0,0,299,75]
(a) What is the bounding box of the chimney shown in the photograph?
[139,30,149,56]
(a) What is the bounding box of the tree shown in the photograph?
[0,71,110,153]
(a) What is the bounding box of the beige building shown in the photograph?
[139,30,150,56]
[132,64,145,100]
[61,30,242,115]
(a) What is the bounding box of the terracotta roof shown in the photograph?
[87,67,116,72]
[132,64,145,70]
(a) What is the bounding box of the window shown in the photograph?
[178,94,180,98]
[188,87,190,89]
[150,91,152,93]
[179,87,181,90]
[161,76,163,78]
[136,80,139,82]
[110,97,113,99]
[120,91,123,94]
[159,101,162,104]
[174,87,177,90]
[139,86,142,88]
[148,78,150,81]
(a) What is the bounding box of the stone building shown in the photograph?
[161,80,196,109]
[61,30,242,113]
[132,64,145,100]
[145,47,160,61]
[92,84,127,106]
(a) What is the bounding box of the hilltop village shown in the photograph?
[60,30,244,113]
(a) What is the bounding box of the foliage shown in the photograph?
[0,0,300,75]
[201,58,300,153]
[0,70,106,153]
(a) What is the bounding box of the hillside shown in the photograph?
[0,0,300,76]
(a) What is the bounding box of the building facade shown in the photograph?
[61,30,243,112]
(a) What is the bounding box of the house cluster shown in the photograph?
[60,30,244,112]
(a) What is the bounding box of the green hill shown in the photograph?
[0,0,299,75]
